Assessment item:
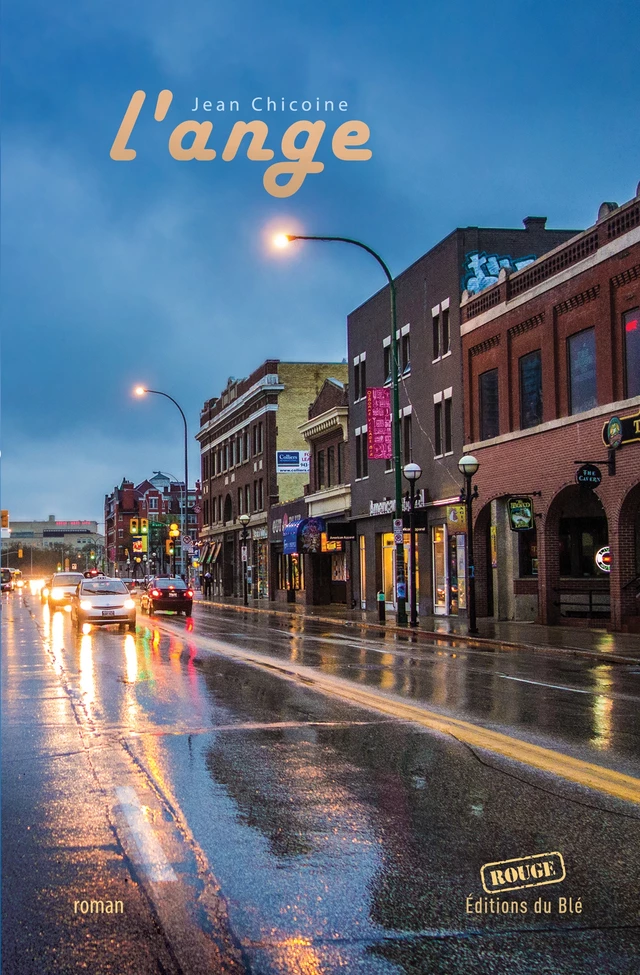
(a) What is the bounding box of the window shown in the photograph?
[444,395,453,454]
[442,308,450,354]
[252,425,257,456]
[245,484,251,514]
[479,369,499,440]
[360,357,366,396]
[624,307,640,397]
[224,443,229,470]
[338,441,345,484]
[317,450,326,490]
[362,431,368,477]
[433,313,440,359]
[518,528,538,577]
[238,487,243,515]
[244,430,250,460]
[383,344,392,383]
[258,479,264,510]
[204,499,210,525]
[434,401,443,456]
[355,430,369,479]
[403,414,412,462]
[353,361,360,401]
[148,497,158,510]
[237,437,243,464]
[401,332,410,374]
[519,349,543,429]
[327,446,335,487]
[231,440,236,466]
[568,328,597,414]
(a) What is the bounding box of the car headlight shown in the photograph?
[80,600,93,610]
[42,588,50,597]
[51,588,64,599]
[124,599,135,610]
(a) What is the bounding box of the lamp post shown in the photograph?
[458,454,480,636]
[239,513,250,606]
[134,387,189,581]
[274,232,407,626]
[403,462,422,627]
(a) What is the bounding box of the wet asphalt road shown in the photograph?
[3,592,640,974]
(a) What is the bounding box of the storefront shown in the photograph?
[269,500,308,604]
[251,525,269,599]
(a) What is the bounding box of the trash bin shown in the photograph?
[377,590,386,623]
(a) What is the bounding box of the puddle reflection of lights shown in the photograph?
[79,633,95,712]
[185,618,194,633]
[51,612,65,674]
[590,665,614,749]
[152,629,161,651]
[82,622,92,635]
[124,634,138,684]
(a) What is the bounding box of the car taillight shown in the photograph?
[186,590,193,598]
[151,589,160,597]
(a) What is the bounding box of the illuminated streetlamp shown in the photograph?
[134,387,190,579]
[403,462,422,627]
[458,454,480,636]
[274,232,408,626]
[239,513,250,606]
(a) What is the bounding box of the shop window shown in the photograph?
[559,517,608,577]
[519,349,543,429]
[317,450,325,489]
[479,368,499,440]
[327,446,335,487]
[518,528,538,576]
[278,553,304,590]
[624,307,640,397]
[568,328,597,414]
[434,401,443,456]
[432,313,440,359]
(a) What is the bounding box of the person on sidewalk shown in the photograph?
[203,571,212,599]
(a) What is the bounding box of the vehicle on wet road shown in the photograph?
[140,576,193,616]
[46,571,85,609]
[1,567,15,592]
[70,576,136,630]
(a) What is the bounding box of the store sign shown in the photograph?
[446,505,466,532]
[595,546,611,573]
[508,497,534,532]
[602,408,640,448]
[366,387,392,459]
[276,450,310,473]
[575,464,602,488]
[326,522,356,541]
[132,535,148,553]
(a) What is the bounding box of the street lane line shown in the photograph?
[151,620,640,806]
[497,674,640,703]
[115,786,178,882]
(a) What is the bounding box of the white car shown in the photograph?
[71,577,136,630]
[47,572,85,609]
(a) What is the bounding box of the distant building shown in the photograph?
[8,515,104,568]
[104,473,201,577]
[196,360,348,599]
[347,214,580,619]
[461,187,640,631]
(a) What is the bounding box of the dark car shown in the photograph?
[140,577,193,616]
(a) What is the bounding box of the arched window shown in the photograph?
[223,494,233,523]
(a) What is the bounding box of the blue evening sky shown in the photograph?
[2,0,639,524]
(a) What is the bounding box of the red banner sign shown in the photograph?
[366,387,392,459]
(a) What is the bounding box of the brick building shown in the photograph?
[268,378,353,605]
[104,473,201,577]
[197,361,347,599]
[460,186,640,631]
[347,216,580,618]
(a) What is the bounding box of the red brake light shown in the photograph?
[151,589,160,597]
[186,590,193,598]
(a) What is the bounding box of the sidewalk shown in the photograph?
[194,592,640,664]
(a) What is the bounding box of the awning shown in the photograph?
[210,541,222,564]
[283,522,300,555]
[199,543,210,564]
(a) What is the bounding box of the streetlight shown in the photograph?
[134,387,190,580]
[274,232,408,626]
[458,454,480,636]
[403,462,422,627]
[239,513,250,606]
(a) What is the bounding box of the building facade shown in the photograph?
[104,473,201,577]
[7,516,104,571]
[460,188,640,631]
[197,361,348,599]
[348,217,580,618]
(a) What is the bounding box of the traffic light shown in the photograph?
[130,517,139,534]
[1,510,8,529]
[140,518,148,534]
[165,539,174,555]
[90,551,95,559]
[18,549,23,559]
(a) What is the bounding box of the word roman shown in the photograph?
[74,899,124,914]
[191,97,349,112]
[110,90,372,198]
[466,896,583,915]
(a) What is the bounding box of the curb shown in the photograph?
[194,597,640,667]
